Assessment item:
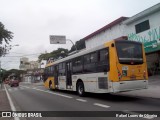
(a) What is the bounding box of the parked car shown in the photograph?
[9,79,19,87]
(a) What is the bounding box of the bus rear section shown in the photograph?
[109,40,148,93]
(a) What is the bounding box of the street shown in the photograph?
[2,76,160,120]
[1,1,160,120]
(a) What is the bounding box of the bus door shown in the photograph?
[54,65,58,88]
[66,61,72,89]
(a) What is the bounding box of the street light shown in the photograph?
[66,39,78,52]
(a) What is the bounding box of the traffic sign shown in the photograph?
[50,35,66,44]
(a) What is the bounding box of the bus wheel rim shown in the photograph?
[78,85,83,94]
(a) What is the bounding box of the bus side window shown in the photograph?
[84,54,90,64]
[58,63,66,76]
[83,52,97,73]
[48,66,50,75]
[97,48,109,72]
[51,66,54,75]
[43,68,48,81]
[83,54,90,73]
[90,52,97,63]
[72,57,83,74]
[62,62,66,76]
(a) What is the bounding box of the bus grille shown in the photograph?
[98,77,108,89]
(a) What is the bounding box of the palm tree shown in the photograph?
[0,22,13,56]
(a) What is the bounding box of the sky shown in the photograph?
[0,0,160,70]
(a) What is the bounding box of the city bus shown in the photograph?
[44,39,148,96]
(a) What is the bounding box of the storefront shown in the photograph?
[147,52,160,75]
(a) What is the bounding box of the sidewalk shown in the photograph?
[0,84,14,120]
[119,75,160,99]
[148,75,160,81]
[0,84,11,111]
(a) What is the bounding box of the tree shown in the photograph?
[0,22,13,57]
[38,48,69,62]
[69,39,86,53]
[2,69,25,81]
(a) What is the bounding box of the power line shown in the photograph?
[9,52,42,55]
[3,52,42,57]
[4,54,41,57]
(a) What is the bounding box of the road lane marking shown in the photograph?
[20,87,24,89]
[76,99,87,102]
[4,85,20,120]
[14,88,18,91]
[94,103,110,108]
[46,90,73,98]
[30,87,73,99]
[7,88,19,92]
[123,110,155,119]
[20,85,30,89]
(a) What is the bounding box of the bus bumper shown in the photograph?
[111,80,148,93]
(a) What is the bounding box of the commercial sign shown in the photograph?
[128,26,160,53]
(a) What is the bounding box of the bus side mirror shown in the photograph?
[111,43,114,47]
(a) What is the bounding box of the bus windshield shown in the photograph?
[115,41,143,65]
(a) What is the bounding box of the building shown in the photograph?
[39,60,47,68]
[19,57,30,70]
[19,57,39,70]
[19,57,40,83]
[83,17,128,49]
[124,3,160,71]
[82,3,160,74]
[29,61,39,69]
[24,68,44,83]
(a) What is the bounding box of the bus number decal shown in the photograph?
[122,66,128,76]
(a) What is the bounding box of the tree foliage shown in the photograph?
[2,69,25,81]
[0,22,13,57]
[69,39,86,53]
[38,48,69,62]
[38,39,86,62]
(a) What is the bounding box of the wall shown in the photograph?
[125,10,160,70]
[126,11,160,53]
[19,57,29,70]
[29,61,39,69]
[85,23,126,49]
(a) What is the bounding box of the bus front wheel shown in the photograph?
[77,82,85,97]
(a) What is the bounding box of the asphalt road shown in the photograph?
[4,79,160,120]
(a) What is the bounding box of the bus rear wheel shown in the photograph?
[77,82,85,97]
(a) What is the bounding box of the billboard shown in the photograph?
[50,35,66,44]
